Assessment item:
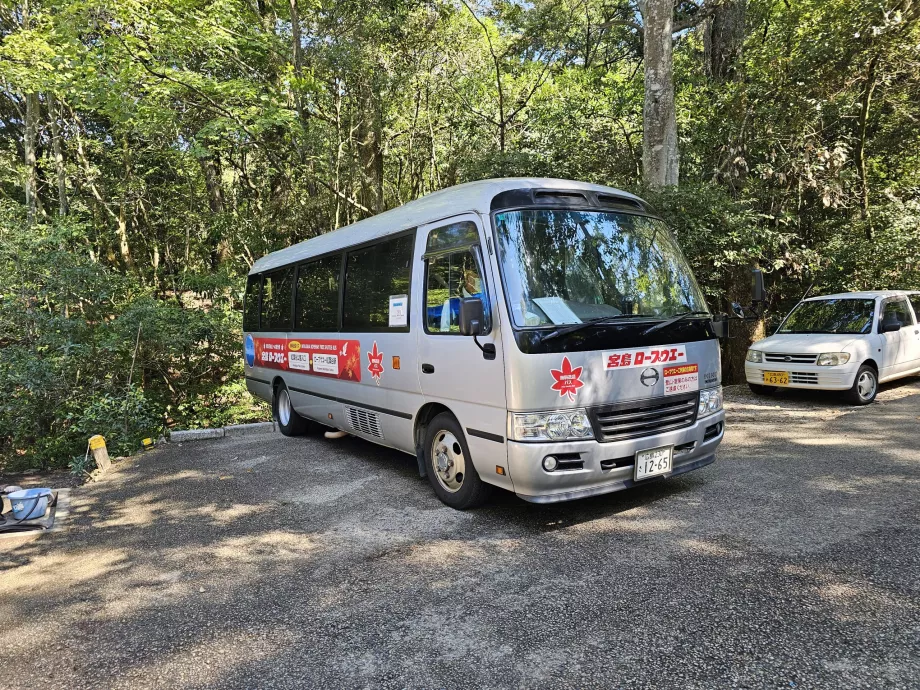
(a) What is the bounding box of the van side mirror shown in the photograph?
[712,317,730,340]
[751,269,766,304]
[459,297,484,336]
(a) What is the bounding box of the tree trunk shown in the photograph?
[703,0,747,80]
[49,93,68,216]
[200,155,231,269]
[358,81,384,215]
[24,92,40,224]
[640,0,679,188]
[854,54,878,239]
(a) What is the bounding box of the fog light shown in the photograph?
[542,456,558,472]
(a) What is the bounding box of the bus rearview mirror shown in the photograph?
[459,298,484,336]
[751,269,766,304]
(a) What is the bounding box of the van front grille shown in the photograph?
[344,406,384,439]
[764,352,818,364]
[790,372,819,385]
[589,393,699,443]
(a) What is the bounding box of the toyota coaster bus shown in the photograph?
[243,178,727,509]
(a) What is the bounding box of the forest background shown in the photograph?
[1,0,918,470]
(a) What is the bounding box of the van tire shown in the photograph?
[274,384,310,436]
[424,413,492,510]
[845,365,878,406]
[748,383,776,396]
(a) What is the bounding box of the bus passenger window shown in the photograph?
[425,251,490,334]
[261,267,294,331]
[295,255,341,331]
[243,274,260,332]
[343,234,413,330]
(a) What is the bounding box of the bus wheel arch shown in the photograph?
[414,403,452,477]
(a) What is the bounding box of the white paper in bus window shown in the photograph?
[532,297,581,325]
[389,294,408,327]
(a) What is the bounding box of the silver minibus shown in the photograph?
[243,178,727,509]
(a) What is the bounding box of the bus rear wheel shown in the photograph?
[274,383,310,436]
[424,413,491,510]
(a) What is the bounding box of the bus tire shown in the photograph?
[748,383,776,396]
[424,413,492,510]
[274,383,309,437]
[845,364,878,406]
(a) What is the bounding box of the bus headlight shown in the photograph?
[745,350,763,363]
[698,387,723,418]
[511,410,595,442]
[816,352,850,366]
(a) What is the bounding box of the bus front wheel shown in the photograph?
[274,384,310,436]
[424,413,492,510]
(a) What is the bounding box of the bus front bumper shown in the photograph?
[507,411,724,504]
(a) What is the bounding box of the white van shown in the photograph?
[745,291,920,405]
[244,178,733,509]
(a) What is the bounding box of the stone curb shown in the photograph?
[168,422,275,443]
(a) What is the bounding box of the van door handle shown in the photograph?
[422,363,435,374]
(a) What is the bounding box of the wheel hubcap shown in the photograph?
[431,431,465,493]
[278,389,292,426]
[857,371,876,400]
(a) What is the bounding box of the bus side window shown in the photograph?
[261,267,294,331]
[243,274,260,331]
[295,254,341,331]
[425,251,491,334]
[343,234,413,330]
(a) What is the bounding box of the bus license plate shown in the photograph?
[635,446,673,480]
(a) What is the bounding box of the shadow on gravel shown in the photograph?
[2,381,920,688]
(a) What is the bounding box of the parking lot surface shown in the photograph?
[2,380,920,689]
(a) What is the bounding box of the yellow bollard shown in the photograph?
[88,435,111,472]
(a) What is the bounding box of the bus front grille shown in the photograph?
[589,393,699,443]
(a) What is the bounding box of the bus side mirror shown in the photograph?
[751,269,766,304]
[459,298,484,336]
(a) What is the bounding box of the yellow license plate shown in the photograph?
[763,371,789,386]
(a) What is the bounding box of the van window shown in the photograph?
[881,299,914,329]
[343,234,413,330]
[909,295,920,322]
[426,250,491,334]
[261,267,294,331]
[243,274,260,332]
[295,255,341,332]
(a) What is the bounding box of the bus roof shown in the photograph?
[250,177,645,274]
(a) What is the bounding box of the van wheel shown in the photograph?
[424,413,492,510]
[845,365,878,406]
[748,383,776,396]
[274,384,309,436]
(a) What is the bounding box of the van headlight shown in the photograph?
[698,386,723,418]
[816,352,850,366]
[745,350,763,363]
[511,409,594,442]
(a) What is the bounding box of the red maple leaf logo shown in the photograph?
[367,341,384,385]
[550,356,584,402]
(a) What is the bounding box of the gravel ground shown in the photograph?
[2,378,920,689]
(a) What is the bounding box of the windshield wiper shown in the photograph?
[640,311,711,336]
[540,314,656,342]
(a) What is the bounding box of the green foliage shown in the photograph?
[0,0,918,469]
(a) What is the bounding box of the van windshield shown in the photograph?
[493,209,707,327]
[778,298,876,334]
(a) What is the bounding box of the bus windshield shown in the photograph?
[493,209,708,327]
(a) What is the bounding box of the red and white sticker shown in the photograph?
[367,341,384,385]
[252,337,362,381]
[550,356,584,402]
[664,364,699,395]
[602,346,687,370]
